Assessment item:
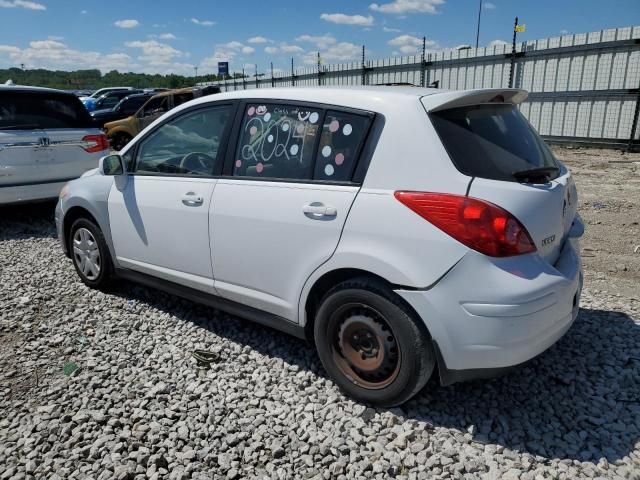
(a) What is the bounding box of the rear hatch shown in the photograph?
[0,89,108,186]
[423,90,577,265]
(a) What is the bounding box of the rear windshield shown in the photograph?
[430,104,559,182]
[0,91,93,129]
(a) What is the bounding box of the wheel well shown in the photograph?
[62,207,98,257]
[304,268,395,341]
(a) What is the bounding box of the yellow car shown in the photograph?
[104,86,220,150]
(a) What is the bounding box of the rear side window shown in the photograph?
[314,111,371,182]
[173,92,194,107]
[0,91,93,129]
[233,103,322,180]
[430,104,559,182]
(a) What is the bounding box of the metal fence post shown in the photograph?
[291,58,295,87]
[508,16,518,88]
[420,37,426,87]
[629,89,640,151]
[361,45,366,85]
[271,62,275,88]
[317,52,322,86]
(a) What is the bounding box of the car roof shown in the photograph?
[183,85,528,115]
[0,84,74,95]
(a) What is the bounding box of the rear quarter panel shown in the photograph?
[298,98,472,325]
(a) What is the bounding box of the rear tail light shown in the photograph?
[82,134,109,153]
[394,191,537,257]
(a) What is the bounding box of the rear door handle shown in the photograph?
[303,203,337,217]
[182,193,204,206]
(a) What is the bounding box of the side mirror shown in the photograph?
[99,154,124,176]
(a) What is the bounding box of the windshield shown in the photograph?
[430,104,559,182]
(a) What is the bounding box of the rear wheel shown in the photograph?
[69,218,113,289]
[110,132,132,151]
[314,277,435,407]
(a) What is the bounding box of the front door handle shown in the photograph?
[181,193,204,206]
[303,203,337,217]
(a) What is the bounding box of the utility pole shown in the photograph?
[508,16,519,88]
[317,52,322,86]
[475,0,482,49]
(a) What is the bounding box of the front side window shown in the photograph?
[313,111,371,182]
[134,105,232,176]
[140,97,169,118]
[233,103,322,180]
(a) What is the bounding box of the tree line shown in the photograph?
[1,68,245,91]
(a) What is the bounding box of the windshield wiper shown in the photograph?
[512,166,559,183]
[0,124,42,131]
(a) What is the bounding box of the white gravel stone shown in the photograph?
[1,201,640,479]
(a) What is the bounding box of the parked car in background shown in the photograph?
[91,93,153,128]
[81,87,135,112]
[0,85,109,204]
[104,85,221,150]
[56,86,583,406]
[89,89,142,113]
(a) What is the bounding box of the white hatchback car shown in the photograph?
[56,86,584,406]
[0,85,109,204]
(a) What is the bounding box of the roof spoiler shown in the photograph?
[421,89,528,112]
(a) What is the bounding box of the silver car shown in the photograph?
[0,85,109,204]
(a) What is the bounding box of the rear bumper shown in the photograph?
[396,225,583,384]
[0,180,69,205]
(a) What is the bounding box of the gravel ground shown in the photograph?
[1,146,639,480]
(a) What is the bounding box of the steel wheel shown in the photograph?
[72,227,101,281]
[329,303,401,389]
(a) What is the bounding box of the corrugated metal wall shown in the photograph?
[201,25,640,145]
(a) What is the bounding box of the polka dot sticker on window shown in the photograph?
[313,110,371,182]
[235,159,242,168]
[290,144,299,155]
[249,126,257,136]
[282,122,289,132]
[247,106,255,116]
[264,112,272,122]
[309,112,319,124]
[267,134,274,143]
[256,162,264,173]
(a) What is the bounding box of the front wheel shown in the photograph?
[69,218,113,289]
[314,277,435,407]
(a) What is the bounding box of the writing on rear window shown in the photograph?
[234,104,321,180]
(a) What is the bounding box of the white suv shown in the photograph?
[55,86,584,406]
[0,86,109,204]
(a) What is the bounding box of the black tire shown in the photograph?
[314,277,435,407]
[110,133,131,151]
[68,217,113,290]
